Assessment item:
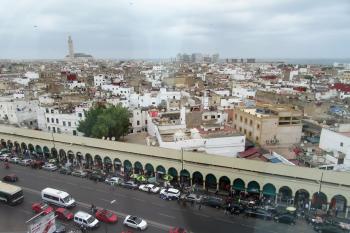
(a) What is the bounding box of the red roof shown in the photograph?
[330,83,350,93]
[238,147,259,158]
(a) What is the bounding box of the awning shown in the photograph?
[114,162,122,165]
[263,184,276,196]
[233,179,245,191]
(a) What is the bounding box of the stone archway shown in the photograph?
[219,176,231,192]
[192,171,204,188]
[330,195,347,217]
[205,173,217,191]
[233,178,245,193]
[279,186,293,205]
[145,163,154,177]
[312,192,328,211]
[94,155,102,169]
[134,161,143,174]
[59,149,67,164]
[103,156,112,173]
[85,153,93,169]
[295,189,310,210]
[114,158,122,172]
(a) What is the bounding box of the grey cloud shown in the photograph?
[0,0,349,59]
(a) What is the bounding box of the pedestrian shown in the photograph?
[198,203,202,210]
[191,200,195,207]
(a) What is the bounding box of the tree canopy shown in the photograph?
[78,105,130,140]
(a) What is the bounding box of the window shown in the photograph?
[48,126,51,131]
[256,136,259,141]
[239,127,242,132]
[248,131,252,137]
[73,130,77,136]
[250,119,253,125]
[257,124,260,129]
[244,118,247,124]
[137,120,140,126]
[56,119,59,124]
[211,115,215,119]
[51,118,54,123]
[57,128,61,133]
[51,109,54,113]
[234,124,236,129]
[240,116,243,122]
[340,142,343,147]
[47,117,50,123]
[78,113,82,117]
[204,116,208,120]
[68,122,71,127]
[244,129,247,134]
[46,108,49,113]
[235,114,237,119]
[217,115,221,118]
[63,121,66,126]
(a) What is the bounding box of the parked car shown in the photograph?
[42,163,58,171]
[0,154,10,161]
[31,160,45,169]
[59,167,72,175]
[245,208,273,220]
[74,211,100,229]
[169,227,188,233]
[3,174,18,182]
[180,193,203,203]
[9,157,20,164]
[19,159,32,166]
[229,204,245,215]
[123,215,148,230]
[139,184,160,193]
[55,207,74,221]
[31,202,53,215]
[95,209,118,223]
[274,214,296,225]
[89,172,106,182]
[121,181,139,189]
[201,196,224,208]
[314,223,346,233]
[105,177,123,186]
[160,188,181,200]
[71,170,87,178]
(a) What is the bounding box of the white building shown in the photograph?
[94,74,111,87]
[130,109,148,133]
[147,107,245,157]
[67,81,86,90]
[319,124,350,166]
[101,85,132,97]
[37,103,91,136]
[232,86,256,99]
[0,96,39,128]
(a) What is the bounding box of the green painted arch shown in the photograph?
[156,165,166,174]
[168,167,178,177]
[262,183,276,196]
[233,178,245,191]
[247,181,260,193]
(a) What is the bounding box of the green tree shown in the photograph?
[78,105,130,140]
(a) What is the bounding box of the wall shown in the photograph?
[0,125,350,204]
[320,128,350,164]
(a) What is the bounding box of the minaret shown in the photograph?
[68,35,74,60]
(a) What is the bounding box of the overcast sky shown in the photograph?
[0,0,349,59]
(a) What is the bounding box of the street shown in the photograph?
[0,164,315,233]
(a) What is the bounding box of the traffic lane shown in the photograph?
[3,187,164,233]
[1,164,315,233]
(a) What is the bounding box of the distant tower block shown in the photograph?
[68,35,74,60]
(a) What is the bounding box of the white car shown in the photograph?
[139,184,160,193]
[9,157,20,164]
[123,215,147,230]
[42,163,58,171]
[19,159,32,166]
[74,211,99,229]
[105,177,122,186]
[0,154,10,161]
[160,188,181,199]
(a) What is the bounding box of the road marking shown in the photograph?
[159,213,176,219]
[22,186,173,231]
[100,198,113,203]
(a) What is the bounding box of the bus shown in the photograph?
[0,182,24,205]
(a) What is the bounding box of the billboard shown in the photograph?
[28,212,56,233]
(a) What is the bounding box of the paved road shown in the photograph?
[0,163,315,233]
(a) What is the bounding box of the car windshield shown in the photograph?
[133,217,142,224]
[63,196,71,203]
[86,216,95,224]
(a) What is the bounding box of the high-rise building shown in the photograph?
[68,35,74,60]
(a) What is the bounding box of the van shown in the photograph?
[41,187,76,208]
[74,211,99,229]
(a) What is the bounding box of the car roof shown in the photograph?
[75,211,91,219]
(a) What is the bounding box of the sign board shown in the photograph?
[28,212,56,233]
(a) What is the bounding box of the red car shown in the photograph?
[2,174,18,182]
[31,202,53,215]
[95,209,117,223]
[55,207,73,220]
[169,227,187,233]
